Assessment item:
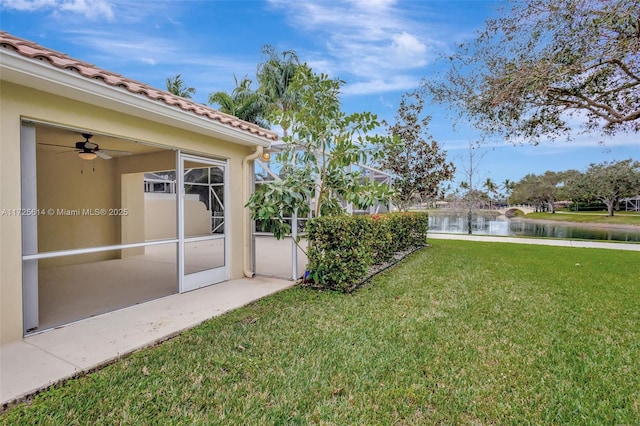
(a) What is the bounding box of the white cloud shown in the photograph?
[347,0,396,10]
[378,95,394,109]
[59,0,113,20]
[0,0,57,11]
[342,75,420,95]
[267,0,440,96]
[62,29,173,64]
[304,57,338,77]
[391,31,427,59]
[1,0,114,20]
[44,26,260,105]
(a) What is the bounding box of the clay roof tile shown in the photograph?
[0,31,278,142]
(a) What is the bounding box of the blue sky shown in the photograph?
[1,0,638,190]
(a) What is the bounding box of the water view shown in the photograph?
[428,213,640,243]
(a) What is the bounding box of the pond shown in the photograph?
[427,213,640,243]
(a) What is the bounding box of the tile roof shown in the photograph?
[0,31,278,142]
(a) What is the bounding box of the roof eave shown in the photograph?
[0,51,272,148]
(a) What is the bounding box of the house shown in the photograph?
[0,31,277,344]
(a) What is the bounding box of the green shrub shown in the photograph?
[306,212,428,292]
[306,215,373,292]
[370,215,394,265]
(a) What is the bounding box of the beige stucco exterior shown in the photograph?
[0,76,264,343]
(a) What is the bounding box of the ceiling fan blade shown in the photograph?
[100,149,132,156]
[95,151,112,160]
[39,143,76,149]
[83,141,98,150]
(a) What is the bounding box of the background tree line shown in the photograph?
[507,159,640,216]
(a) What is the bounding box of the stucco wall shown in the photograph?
[0,83,24,344]
[0,80,255,344]
[36,144,120,268]
[121,173,146,257]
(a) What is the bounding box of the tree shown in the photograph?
[256,45,301,137]
[246,65,394,238]
[482,178,498,209]
[166,74,196,99]
[424,0,640,143]
[510,174,546,211]
[379,92,455,212]
[458,143,486,234]
[537,171,575,213]
[510,171,575,212]
[208,45,301,130]
[208,75,269,128]
[501,179,515,205]
[570,159,640,216]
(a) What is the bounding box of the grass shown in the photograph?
[2,240,640,424]
[525,211,640,226]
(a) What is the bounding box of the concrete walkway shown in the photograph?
[0,276,293,407]
[428,232,640,251]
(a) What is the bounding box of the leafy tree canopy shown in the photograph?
[511,170,578,212]
[508,160,639,215]
[207,45,302,131]
[379,92,455,211]
[246,65,395,238]
[424,0,640,143]
[166,74,196,99]
[256,45,301,136]
[569,159,640,216]
[208,75,270,128]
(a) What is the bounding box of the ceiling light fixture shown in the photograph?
[261,151,271,161]
[78,152,97,160]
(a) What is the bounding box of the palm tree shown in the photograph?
[166,74,196,99]
[210,45,301,131]
[256,45,301,137]
[483,178,498,209]
[208,75,270,128]
[502,179,514,205]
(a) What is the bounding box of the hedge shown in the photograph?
[305,212,428,292]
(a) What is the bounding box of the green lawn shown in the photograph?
[2,240,639,424]
[525,211,640,226]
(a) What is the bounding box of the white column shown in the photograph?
[176,151,185,292]
[369,169,375,214]
[291,209,298,280]
[21,123,38,333]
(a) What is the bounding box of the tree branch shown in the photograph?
[546,87,640,124]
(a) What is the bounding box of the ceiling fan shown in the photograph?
[39,133,132,160]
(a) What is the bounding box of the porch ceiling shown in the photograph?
[35,125,164,156]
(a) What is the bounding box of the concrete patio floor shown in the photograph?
[0,276,293,408]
